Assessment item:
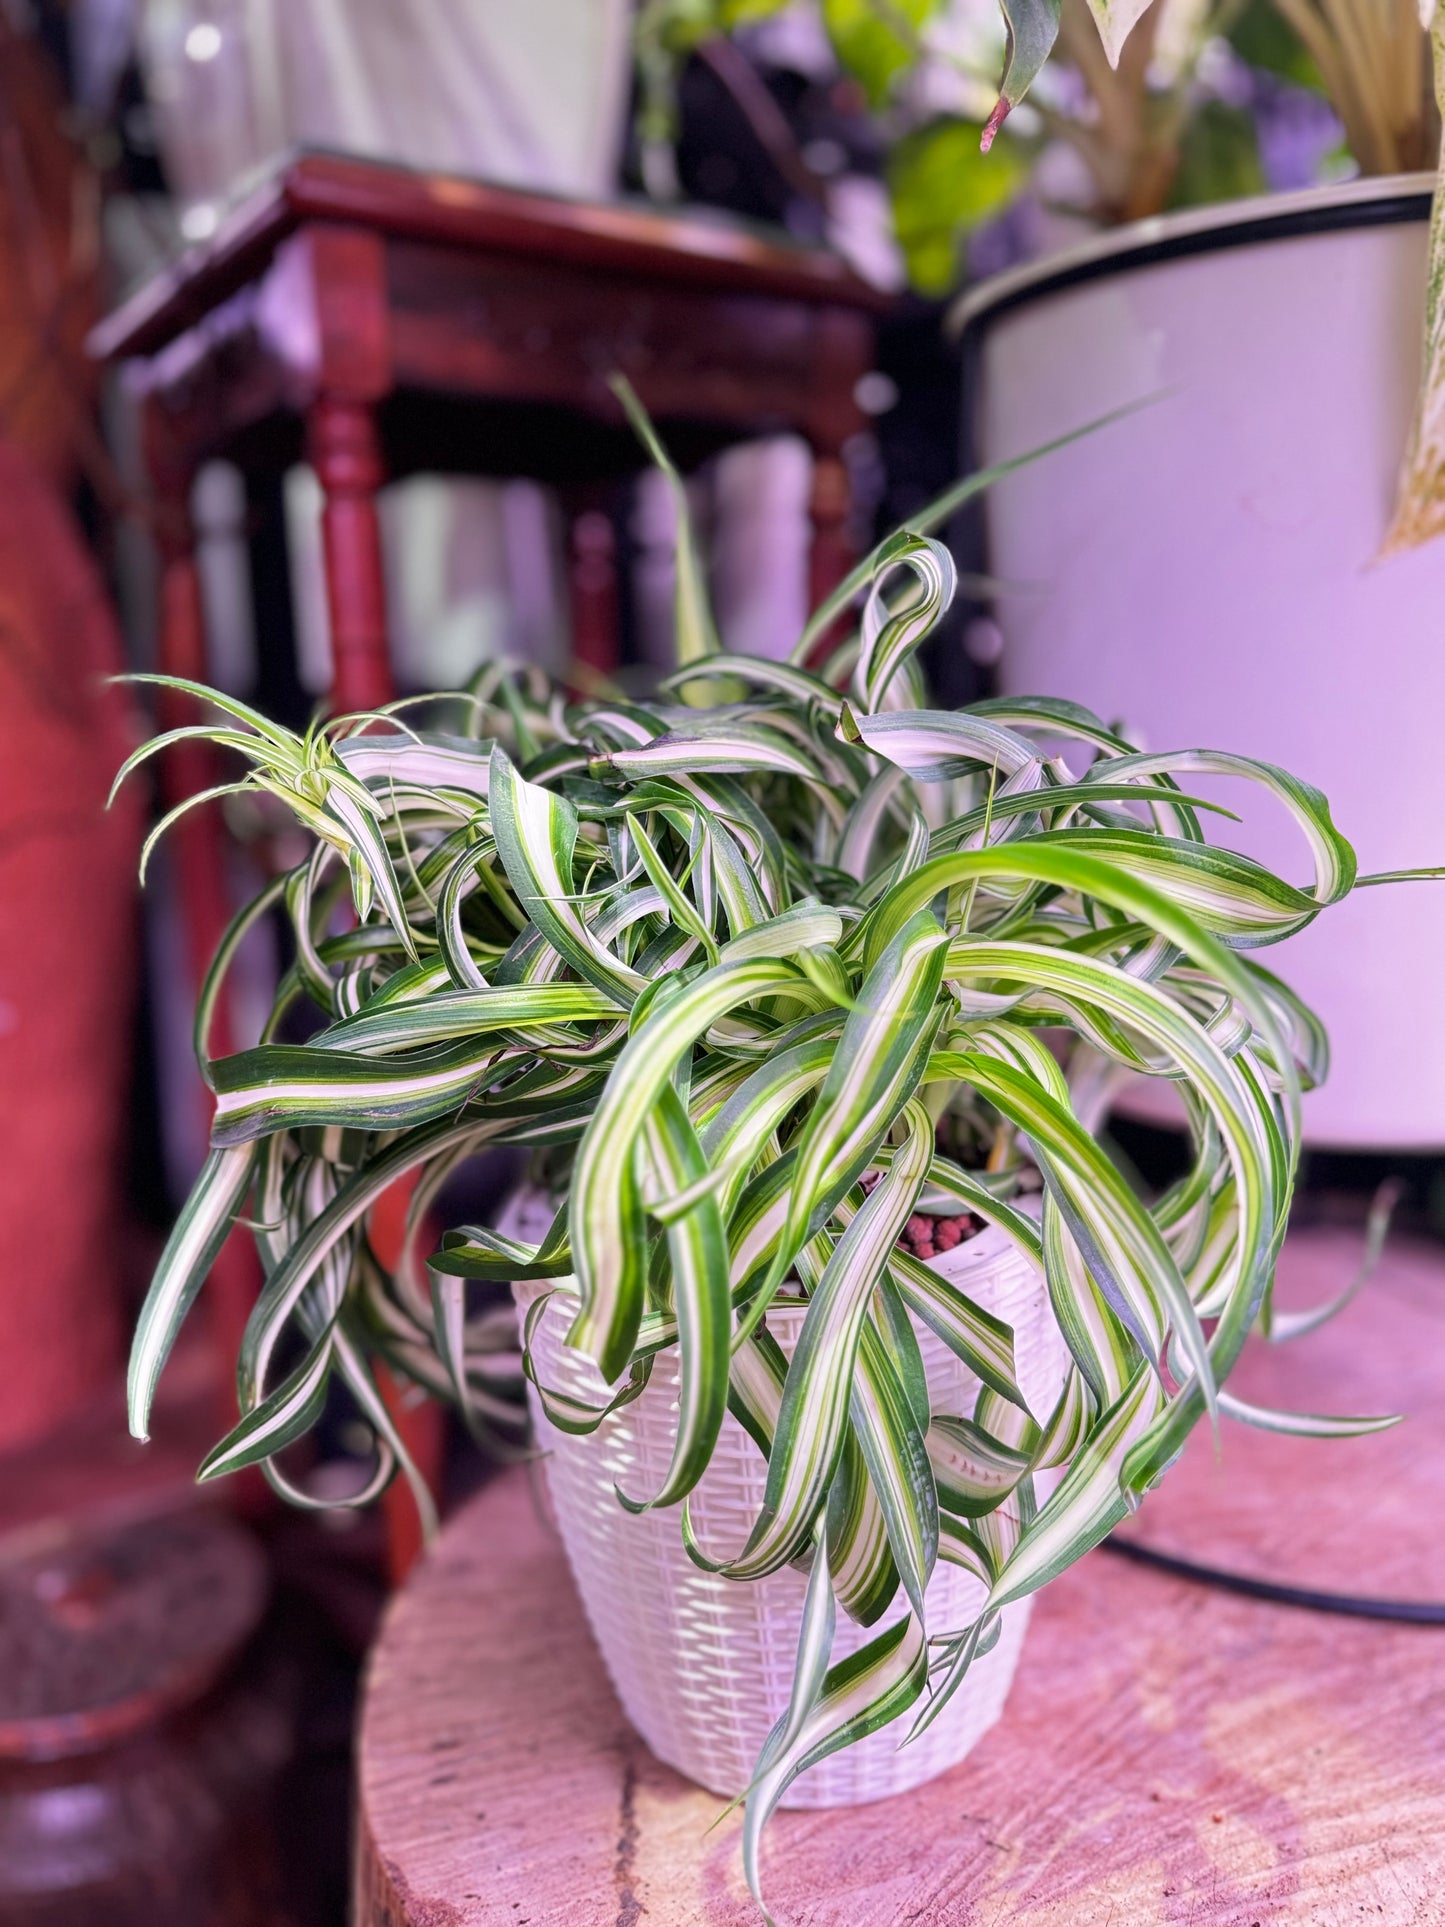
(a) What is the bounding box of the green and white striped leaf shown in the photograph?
[322,782,419,963]
[488,744,642,1005]
[849,1316,938,1622]
[128,1144,256,1440]
[956,1049,1215,1414]
[987,1366,1162,1611]
[568,955,804,1379]
[904,1606,998,1745]
[1041,1194,1136,1407]
[598,723,834,786]
[610,373,720,670]
[838,703,1040,786]
[742,1614,927,1924]
[757,913,948,1317]
[1217,1387,1401,1439]
[617,1085,731,1510]
[210,1039,504,1142]
[824,1430,900,1626]
[926,1415,1032,1517]
[335,729,493,801]
[1078,748,1356,907]
[726,1101,933,1580]
[197,1322,337,1481]
[854,534,957,715]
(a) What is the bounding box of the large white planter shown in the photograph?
[954,175,1443,1149]
[509,1193,1069,1807]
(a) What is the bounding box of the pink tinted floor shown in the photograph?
[355,1226,1445,1926]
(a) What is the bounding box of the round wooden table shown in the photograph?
[355,1229,1445,1925]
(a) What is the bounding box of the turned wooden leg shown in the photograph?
[306,395,395,714]
[807,448,854,620]
[154,506,241,1049]
[369,1183,446,1585]
[304,403,438,1566]
[565,497,620,678]
[154,489,265,1433]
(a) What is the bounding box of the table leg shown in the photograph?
[807,447,854,620]
[306,395,395,715]
[305,400,439,1567]
[153,486,266,1440]
[565,497,620,678]
[154,501,243,1062]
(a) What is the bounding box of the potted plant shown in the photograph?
[117,398,1404,1920]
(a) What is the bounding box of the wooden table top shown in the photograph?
[90,149,887,365]
[354,1227,1445,1926]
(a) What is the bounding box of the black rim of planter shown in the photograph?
[951,174,1436,338]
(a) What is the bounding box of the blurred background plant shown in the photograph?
[636,0,1439,295]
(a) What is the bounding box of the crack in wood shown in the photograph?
[614,1750,644,1927]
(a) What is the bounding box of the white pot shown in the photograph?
[954,175,1444,1149]
[507,1190,1069,1807]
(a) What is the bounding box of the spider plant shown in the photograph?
[118,389,1402,1922]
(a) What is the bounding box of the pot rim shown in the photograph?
[948,170,1434,340]
[509,1202,1031,1317]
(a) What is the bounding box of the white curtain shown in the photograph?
[138,0,633,220]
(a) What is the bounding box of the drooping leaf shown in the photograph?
[743,1613,928,1922]
[887,116,1032,294]
[1081,0,1155,68]
[983,0,1062,151]
[611,373,721,670]
[128,1144,256,1440]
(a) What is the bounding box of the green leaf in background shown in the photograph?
[887,116,1032,294]
[1167,100,1266,212]
[1225,0,1325,90]
[611,374,721,674]
[823,0,940,109]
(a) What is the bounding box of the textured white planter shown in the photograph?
[508,1191,1069,1807]
[954,175,1444,1149]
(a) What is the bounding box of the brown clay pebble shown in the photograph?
[892,1204,989,1260]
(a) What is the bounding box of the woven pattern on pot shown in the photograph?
[512,1197,1069,1808]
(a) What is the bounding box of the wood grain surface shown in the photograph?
[355,1228,1445,1926]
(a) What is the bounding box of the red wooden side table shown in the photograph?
[89,153,887,1556]
[91,148,888,713]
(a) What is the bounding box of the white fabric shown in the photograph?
[140,0,632,214]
